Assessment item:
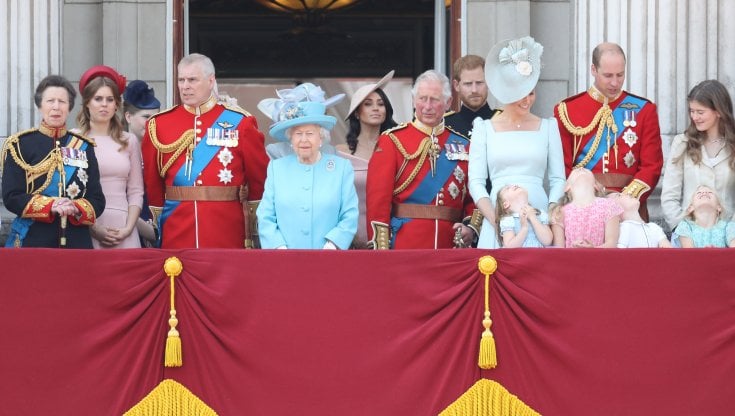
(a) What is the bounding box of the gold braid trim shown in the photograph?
[146,117,195,178]
[2,131,64,195]
[388,133,432,195]
[557,101,617,168]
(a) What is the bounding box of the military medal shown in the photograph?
[60,147,88,168]
[453,166,465,183]
[217,168,233,184]
[624,151,636,168]
[448,182,460,199]
[444,142,469,161]
[206,128,239,147]
[623,129,638,147]
[218,148,233,167]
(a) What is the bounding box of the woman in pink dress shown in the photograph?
[76,66,144,248]
[336,71,397,248]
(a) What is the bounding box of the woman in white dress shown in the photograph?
[468,37,566,248]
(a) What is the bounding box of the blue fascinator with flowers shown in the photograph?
[258,83,345,142]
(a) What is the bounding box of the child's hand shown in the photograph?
[522,205,538,220]
[519,209,529,228]
[572,239,594,248]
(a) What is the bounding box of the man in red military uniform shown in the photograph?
[366,70,477,249]
[141,53,268,248]
[554,42,663,220]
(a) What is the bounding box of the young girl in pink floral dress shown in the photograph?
[551,168,623,248]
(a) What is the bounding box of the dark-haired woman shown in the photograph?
[336,71,397,248]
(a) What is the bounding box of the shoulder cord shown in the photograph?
[557,102,617,168]
[388,133,433,196]
[146,118,195,178]
[2,134,63,195]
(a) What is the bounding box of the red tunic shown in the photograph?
[554,88,663,204]
[141,97,268,248]
[366,121,475,249]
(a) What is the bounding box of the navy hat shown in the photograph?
[123,80,161,109]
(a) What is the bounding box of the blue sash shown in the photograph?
[6,135,87,247]
[390,132,468,247]
[575,94,647,168]
[158,109,245,245]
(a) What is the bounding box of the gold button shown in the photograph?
[438,200,445,206]
[196,120,202,126]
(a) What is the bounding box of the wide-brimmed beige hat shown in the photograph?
[485,36,543,104]
[345,70,395,119]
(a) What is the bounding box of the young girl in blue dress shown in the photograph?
[495,184,552,247]
[673,185,735,247]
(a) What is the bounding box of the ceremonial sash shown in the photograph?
[6,135,88,247]
[575,94,647,169]
[159,109,245,245]
[390,132,468,246]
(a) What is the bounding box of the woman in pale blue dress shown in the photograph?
[468,36,566,248]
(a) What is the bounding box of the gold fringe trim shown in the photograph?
[478,256,498,369]
[163,257,184,367]
[123,379,218,416]
[439,379,540,416]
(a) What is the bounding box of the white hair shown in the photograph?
[178,53,216,78]
[285,125,331,143]
[411,69,452,101]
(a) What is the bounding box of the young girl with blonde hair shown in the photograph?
[495,184,552,247]
[552,168,622,248]
[673,185,735,248]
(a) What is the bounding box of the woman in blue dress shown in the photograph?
[256,83,358,249]
[468,36,566,248]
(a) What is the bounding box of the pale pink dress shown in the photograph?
[338,151,368,248]
[84,131,144,248]
[561,197,623,248]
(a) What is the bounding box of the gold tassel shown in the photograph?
[478,256,498,369]
[123,379,219,415]
[163,257,183,367]
[439,378,540,416]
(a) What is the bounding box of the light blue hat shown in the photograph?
[258,83,344,142]
[486,36,543,104]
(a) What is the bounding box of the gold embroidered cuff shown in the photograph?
[367,221,391,250]
[70,198,96,225]
[467,209,483,235]
[22,195,55,222]
[149,206,163,226]
[621,179,651,199]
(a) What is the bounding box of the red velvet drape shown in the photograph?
[1,248,733,415]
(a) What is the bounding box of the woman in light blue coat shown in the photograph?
[257,84,358,249]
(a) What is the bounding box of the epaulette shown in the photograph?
[224,104,252,117]
[443,110,456,117]
[557,90,587,105]
[381,123,408,136]
[446,125,469,141]
[624,91,653,104]
[69,130,96,146]
[149,105,178,120]
[12,128,39,139]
